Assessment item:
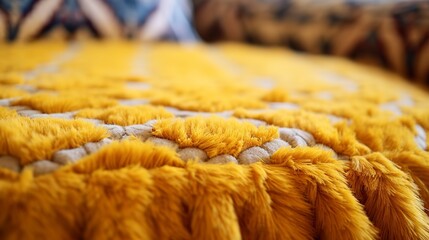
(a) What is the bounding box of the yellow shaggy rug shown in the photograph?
[1,41,429,240]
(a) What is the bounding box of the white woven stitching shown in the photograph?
[0,102,345,174]
[0,115,333,175]
[415,124,427,151]
[3,99,427,175]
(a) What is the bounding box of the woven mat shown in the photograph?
[1,41,429,239]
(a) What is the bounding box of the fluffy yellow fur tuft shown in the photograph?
[153,116,278,157]
[0,115,108,164]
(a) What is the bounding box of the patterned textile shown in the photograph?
[193,0,429,84]
[0,0,199,41]
[1,41,429,239]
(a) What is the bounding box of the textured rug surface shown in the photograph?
[1,41,429,239]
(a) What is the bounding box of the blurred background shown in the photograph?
[1,0,428,84]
